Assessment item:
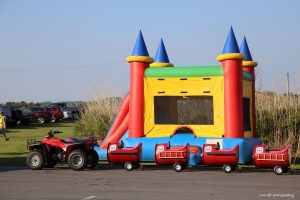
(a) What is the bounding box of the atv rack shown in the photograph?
[26,139,40,149]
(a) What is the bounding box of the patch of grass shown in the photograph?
[292,164,300,170]
[256,92,300,151]
[74,96,122,139]
[0,122,76,165]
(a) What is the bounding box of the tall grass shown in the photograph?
[256,91,300,151]
[73,95,122,139]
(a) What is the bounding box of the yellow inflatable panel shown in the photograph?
[243,79,253,138]
[144,76,225,137]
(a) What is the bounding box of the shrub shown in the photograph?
[73,96,122,139]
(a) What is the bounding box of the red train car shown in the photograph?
[202,143,239,173]
[155,143,190,172]
[253,145,291,175]
[107,142,142,171]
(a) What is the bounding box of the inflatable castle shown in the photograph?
[94,27,261,165]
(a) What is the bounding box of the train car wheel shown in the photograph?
[125,162,133,171]
[223,164,232,173]
[173,163,182,172]
[274,166,283,175]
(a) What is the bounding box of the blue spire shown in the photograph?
[131,30,149,56]
[240,36,253,61]
[222,26,240,54]
[154,39,170,63]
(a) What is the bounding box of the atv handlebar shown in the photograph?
[53,131,63,134]
[47,130,63,138]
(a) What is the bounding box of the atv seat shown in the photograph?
[61,140,81,145]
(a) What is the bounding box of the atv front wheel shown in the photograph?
[67,149,87,170]
[27,151,45,170]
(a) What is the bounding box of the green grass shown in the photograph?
[0,121,76,165]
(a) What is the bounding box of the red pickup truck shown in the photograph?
[22,107,53,124]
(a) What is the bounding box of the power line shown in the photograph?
[0,61,124,72]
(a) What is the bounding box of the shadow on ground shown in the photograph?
[0,156,26,166]
[1,163,300,175]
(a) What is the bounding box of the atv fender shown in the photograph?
[28,143,50,165]
[65,143,84,158]
[28,143,43,151]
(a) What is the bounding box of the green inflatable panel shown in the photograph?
[145,66,252,80]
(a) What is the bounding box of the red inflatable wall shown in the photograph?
[129,61,148,138]
[222,59,244,138]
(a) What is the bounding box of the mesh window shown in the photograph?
[154,96,214,125]
[243,97,251,131]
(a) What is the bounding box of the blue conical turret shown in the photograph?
[240,37,253,61]
[150,38,173,67]
[154,39,170,63]
[131,30,149,56]
[222,27,240,54]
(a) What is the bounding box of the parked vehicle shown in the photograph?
[44,106,64,122]
[0,106,22,126]
[26,130,99,170]
[21,111,32,124]
[63,110,74,119]
[22,107,53,124]
[50,102,81,119]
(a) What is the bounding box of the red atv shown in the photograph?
[26,130,99,170]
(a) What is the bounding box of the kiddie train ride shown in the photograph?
[94,27,291,174]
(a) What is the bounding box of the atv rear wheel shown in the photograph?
[27,151,45,170]
[67,149,87,170]
[87,150,99,169]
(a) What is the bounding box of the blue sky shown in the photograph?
[0,0,299,102]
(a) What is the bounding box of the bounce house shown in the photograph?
[94,27,261,165]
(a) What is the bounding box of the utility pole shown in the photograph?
[286,72,290,95]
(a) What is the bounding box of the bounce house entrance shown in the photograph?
[172,126,195,137]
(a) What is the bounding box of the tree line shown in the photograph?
[0,101,41,109]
